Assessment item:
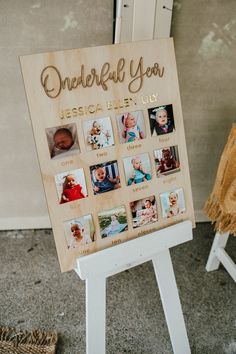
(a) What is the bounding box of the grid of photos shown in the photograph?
[46,104,186,249]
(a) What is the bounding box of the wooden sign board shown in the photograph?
[20,38,195,272]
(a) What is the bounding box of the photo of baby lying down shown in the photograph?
[160,188,186,218]
[64,215,95,250]
[154,146,180,177]
[90,160,121,195]
[98,206,128,238]
[55,168,88,204]
[46,123,80,159]
[83,117,114,151]
[130,196,158,228]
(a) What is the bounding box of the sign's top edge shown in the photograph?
[19,37,174,59]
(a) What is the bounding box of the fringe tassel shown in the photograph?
[0,327,58,349]
[204,194,236,236]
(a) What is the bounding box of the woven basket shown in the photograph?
[0,327,58,354]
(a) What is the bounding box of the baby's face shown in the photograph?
[132,158,141,169]
[54,132,73,150]
[92,122,102,135]
[65,175,76,188]
[125,114,136,128]
[163,149,171,160]
[156,110,168,126]
[145,201,151,209]
[71,224,82,239]
[169,193,178,206]
[95,167,106,181]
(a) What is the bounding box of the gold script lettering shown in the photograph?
[129,57,164,94]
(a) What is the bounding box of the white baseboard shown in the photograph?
[0,210,209,231]
[194,209,210,223]
[0,216,51,230]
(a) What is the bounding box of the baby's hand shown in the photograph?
[62,195,69,202]
[94,186,99,192]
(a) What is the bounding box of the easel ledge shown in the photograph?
[75,220,193,354]
[75,220,193,279]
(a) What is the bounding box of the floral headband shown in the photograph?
[150,106,167,119]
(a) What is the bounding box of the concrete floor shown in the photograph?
[0,223,235,354]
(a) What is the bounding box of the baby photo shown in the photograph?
[154,146,180,177]
[160,188,186,218]
[116,110,146,143]
[123,153,152,186]
[55,168,88,204]
[98,205,128,238]
[46,123,80,159]
[83,117,115,150]
[130,196,158,228]
[90,160,121,195]
[64,215,95,249]
[148,104,175,136]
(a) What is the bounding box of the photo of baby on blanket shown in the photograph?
[55,168,88,204]
[90,160,121,195]
[116,110,146,143]
[130,196,158,228]
[160,188,186,218]
[83,117,114,150]
[123,153,152,186]
[154,146,180,177]
[98,206,128,238]
[148,104,175,136]
[46,123,80,159]
[64,215,95,249]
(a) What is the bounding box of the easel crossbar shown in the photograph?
[75,220,192,280]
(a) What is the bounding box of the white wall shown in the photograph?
[0,0,113,229]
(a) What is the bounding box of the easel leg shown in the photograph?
[206,231,229,272]
[152,249,191,354]
[86,276,106,354]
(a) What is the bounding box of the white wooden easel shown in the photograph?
[75,220,192,354]
[206,231,236,282]
[74,3,191,353]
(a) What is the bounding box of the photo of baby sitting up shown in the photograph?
[148,104,175,136]
[83,117,114,151]
[46,123,80,159]
[154,146,180,177]
[90,161,121,195]
[64,215,95,249]
[123,154,152,186]
[116,110,146,143]
[160,188,186,218]
[98,206,128,238]
[130,196,158,228]
[55,169,88,204]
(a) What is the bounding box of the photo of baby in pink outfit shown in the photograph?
[116,110,146,144]
[130,196,158,228]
